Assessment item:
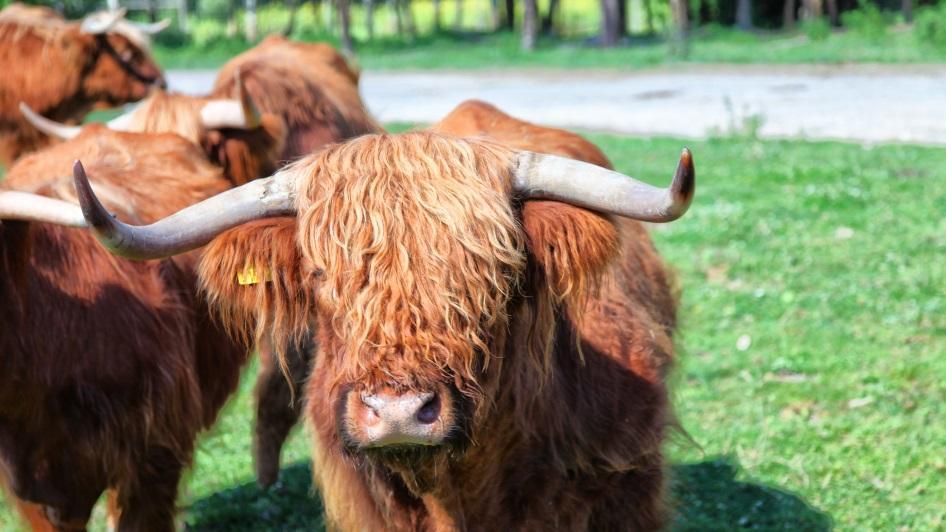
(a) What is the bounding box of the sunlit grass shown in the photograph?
[1,132,943,530]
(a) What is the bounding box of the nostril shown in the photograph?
[415,393,441,424]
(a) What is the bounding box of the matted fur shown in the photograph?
[0,127,249,530]
[0,3,163,164]
[212,36,381,163]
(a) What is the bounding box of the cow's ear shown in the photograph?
[521,201,620,304]
[198,217,314,349]
[202,113,287,186]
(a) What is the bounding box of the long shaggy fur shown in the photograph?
[0,128,249,530]
[0,4,163,165]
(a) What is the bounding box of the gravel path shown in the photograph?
[167,66,946,145]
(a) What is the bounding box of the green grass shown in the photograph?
[1,133,944,530]
[153,24,946,71]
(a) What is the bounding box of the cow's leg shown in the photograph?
[114,447,183,532]
[253,333,314,488]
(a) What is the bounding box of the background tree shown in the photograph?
[522,0,538,49]
[736,0,753,29]
[245,0,257,41]
[600,0,623,46]
[337,0,352,53]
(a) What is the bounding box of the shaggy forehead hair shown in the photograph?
[294,132,525,391]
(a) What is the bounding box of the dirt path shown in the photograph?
[168,66,946,145]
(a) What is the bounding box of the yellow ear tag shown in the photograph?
[237,265,271,285]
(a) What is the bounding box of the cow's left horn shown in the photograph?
[20,102,136,139]
[19,103,82,140]
[80,8,128,34]
[199,70,261,130]
[0,191,87,227]
[512,148,695,223]
[72,160,296,259]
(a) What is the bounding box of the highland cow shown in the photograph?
[0,5,165,165]
[71,126,695,530]
[0,127,250,530]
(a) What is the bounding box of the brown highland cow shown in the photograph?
[69,116,695,529]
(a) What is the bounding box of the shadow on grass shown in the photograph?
[184,457,830,531]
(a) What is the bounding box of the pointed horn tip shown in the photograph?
[72,160,112,229]
[673,147,695,203]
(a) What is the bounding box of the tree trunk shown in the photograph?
[433,0,442,31]
[337,0,353,53]
[643,0,654,34]
[503,0,514,29]
[454,0,463,30]
[801,0,822,20]
[541,0,558,34]
[364,0,375,39]
[600,0,621,47]
[490,0,500,30]
[245,0,258,41]
[107,0,119,11]
[146,0,157,23]
[522,0,538,50]
[403,0,416,36]
[782,0,795,29]
[392,0,403,35]
[177,0,189,32]
[901,0,913,23]
[617,0,627,37]
[825,0,839,26]
[669,0,689,56]
[736,0,752,30]
[284,0,300,36]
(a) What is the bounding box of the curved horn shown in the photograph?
[80,8,127,34]
[199,70,261,130]
[131,18,170,34]
[20,102,137,140]
[512,148,695,223]
[0,191,87,227]
[19,103,81,140]
[72,160,296,259]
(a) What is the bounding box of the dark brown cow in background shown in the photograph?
[0,128,251,530]
[72,120,694,529]
[212,35,382,163]
[21,84,287,187]
[0,5,165,165]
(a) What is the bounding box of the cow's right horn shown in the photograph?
[80,8,127,34]
[72,160,297,259]
[512,148,695,223]
[0,191,87,227]
[199,70,262,130]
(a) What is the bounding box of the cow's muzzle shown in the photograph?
[342,385,457,450]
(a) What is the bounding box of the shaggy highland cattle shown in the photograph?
[21,38,380,484]
[0,127,250,530]
[21,82,287,186]
[0,5,165,165]
[71,124,694,529]
[211,35,382,163]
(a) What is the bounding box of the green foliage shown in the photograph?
[2,134,944,531]
[915,3,946,49]
[841,0,888,41]
[802,17,831,42]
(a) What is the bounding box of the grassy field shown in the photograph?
[1,132,943,530]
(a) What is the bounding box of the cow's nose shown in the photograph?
[357,390,443,447]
